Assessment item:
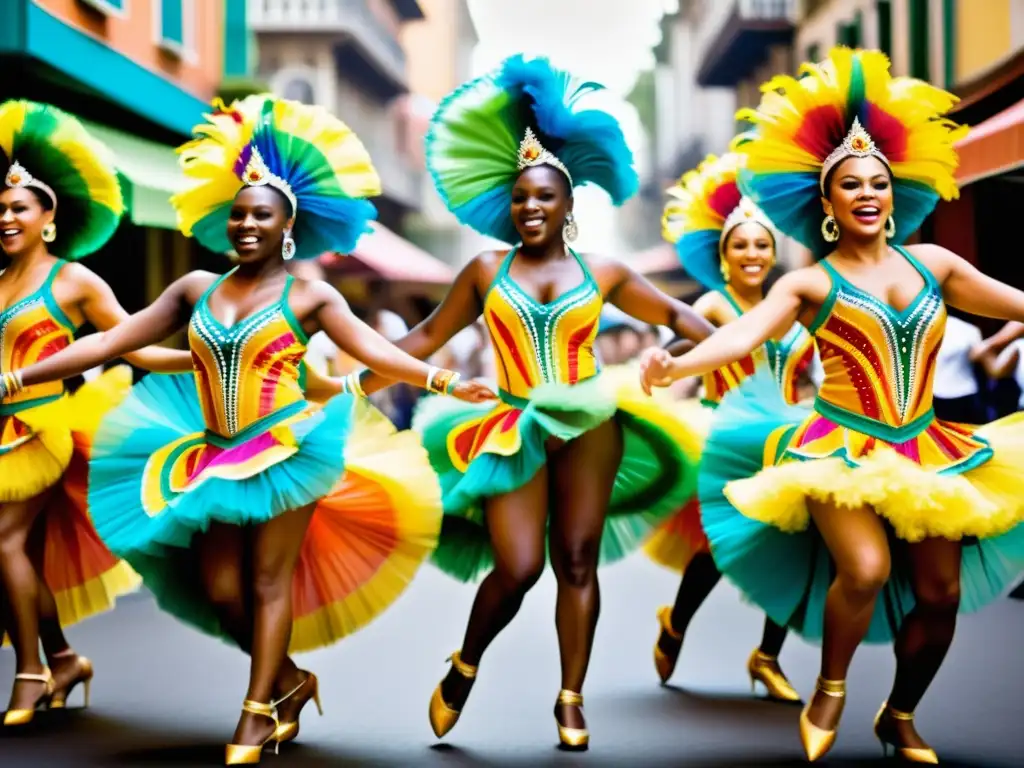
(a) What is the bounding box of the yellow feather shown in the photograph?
[661,153,743,243]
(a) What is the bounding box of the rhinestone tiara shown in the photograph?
[5,160,58,210]
[720,196,776,248]
[241,146,298,215]
[819,118,890,192]
[517,127,573,187]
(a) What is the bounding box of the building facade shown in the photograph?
[0,0,247,331]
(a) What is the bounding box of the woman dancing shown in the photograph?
[358,55,713,748]
[645,153,814,701]
[638,47,1024,762]
[0,100,194,725]
[2,94,492,763]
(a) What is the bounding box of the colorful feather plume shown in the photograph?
[731,47,967,258]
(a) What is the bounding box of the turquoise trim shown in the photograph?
[700,397,719,409]
[205,399,308,448]
[41,262,76,334]
[807,263,839,335]
[279,276,310,346]
[0,393,62,416]
[12,3,208,136]
[814,397,934,442]
[498,389,531,409]
[158,433,206,502]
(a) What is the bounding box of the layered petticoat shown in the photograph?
[412,366,702,582]
[1,367,141,645]
[700,371,1024,643]
[87,372,442,653]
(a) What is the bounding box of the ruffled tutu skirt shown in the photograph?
[643,398,714,572]
[88,373,442,653]
[700,371,1024,644]
[1,367,141,645]
[412,366,702,582]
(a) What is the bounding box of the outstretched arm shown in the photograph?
[15,275,194,388]
[604,261,715,343]
[75,267,193,373]
[311,282,493,402]
[914,245,1024,323]
[359,258,484,395]
[971,320,1024,362]
[638,272,805,394]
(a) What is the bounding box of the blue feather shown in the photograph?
[675,229,725,291]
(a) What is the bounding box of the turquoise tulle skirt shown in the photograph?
[700,371,1024,644]
[412,372,702,582]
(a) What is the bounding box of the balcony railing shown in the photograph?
[695,0,797,86]
[249,0,406,87]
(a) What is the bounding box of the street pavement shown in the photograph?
[1,554,1021,767]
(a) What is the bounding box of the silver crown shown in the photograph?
[719,196,776,248]
[819,118,890,192]
[5,160,58,210]
[517,128,573,186]
[240,146,298,214]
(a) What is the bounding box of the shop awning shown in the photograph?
[955,98,1024,186]
[320,222,454,284]
[81,120,188,230]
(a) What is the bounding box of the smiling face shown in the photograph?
[226,185,295,264]
[0,186,53,257]
[823,155,893,243]
[721,220,774,291]
[510,165,572,248]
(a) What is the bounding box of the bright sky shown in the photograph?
[466,0,676,253]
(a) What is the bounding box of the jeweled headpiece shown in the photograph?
[720,196,776,248]
[5,160,58,210]
[730,47,965,259]
[0,100,123,260]
[819,118,890,192]
[173,95,381,260]
[240,146,298,216]
[517,127,573,186]
[426,55,637,243]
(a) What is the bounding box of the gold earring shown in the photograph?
[719,258,730,282]
[821,214,839,243]
[41,222,56,243]
[885,214,896,239]
[562,212,578,242]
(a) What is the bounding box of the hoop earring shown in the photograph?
[282,230,296,260]
[719,258,730,282]
[821,214,839,243]
[885,214,896,239]
[562,212,578,243]
[41,222,56,243]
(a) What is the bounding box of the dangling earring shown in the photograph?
[282,229,296,260]
[821,214,839,243]
[41,222,56,243]
[562,212,578,243]
[885,213,896,239]
[719,258,730,282]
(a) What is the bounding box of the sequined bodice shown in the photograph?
[0,261,74,414]
[483,247,602,401]
[810,248,945,434]
[702,288,814,407]
[188,270,308,438]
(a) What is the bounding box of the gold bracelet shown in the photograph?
[345,372,366,397]
[1,370,24,397]
[428,368,454,395]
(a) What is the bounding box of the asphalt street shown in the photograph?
[2,554,1021,767]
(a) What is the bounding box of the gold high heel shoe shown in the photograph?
[224,700,279,766]
[653,605,682,684]
[428,650,477,738]
[4,667,55,726]
[873,701,939,764]
[273,672,323,743]
[49,655,94,709]
[798,676,845,762]
[555,689,589,750]
[746,649,800,702]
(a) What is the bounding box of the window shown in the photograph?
[155,0,193,56]
[909,0,930,81]
[877,0,892,57]
[943,0,956,88]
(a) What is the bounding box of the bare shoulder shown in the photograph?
[771,265,831,304]
[904,243,960,280]
[692,290,727,323]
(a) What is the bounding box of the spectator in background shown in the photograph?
[932,314,986,423]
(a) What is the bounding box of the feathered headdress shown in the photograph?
[0,100,123,260]
[731,47,966,258]
[172,95,381,260]
[426,55,638,243]
[662,153,776,290]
